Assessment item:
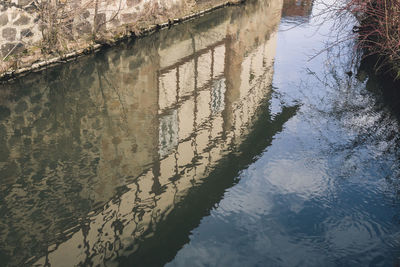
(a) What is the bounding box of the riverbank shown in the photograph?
[0,0,245,82]
[346,0,400,79]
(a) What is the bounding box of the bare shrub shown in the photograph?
[342,0,400,76]
[37,0,78,53]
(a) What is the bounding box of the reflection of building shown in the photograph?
[282,0,313,19]
[0,0,285,266]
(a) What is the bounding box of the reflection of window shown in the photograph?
[178,60,195,98]
[159,110,178,158]
[159,69,177,111]
[211,78,226,114]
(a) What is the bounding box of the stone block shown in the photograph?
[21,28,33,37]
[10,0,30,6]
[1,42,25,57]
[110,18,120,26]
[17,0,32,6]
[0,13,8,27]
[94,13,106,30]
[82,10,90,19]
[126,0,142,7]
[121,13,138,23]
[76,21,92,35]
[2,28,16,41]
[127,0,142,7]
[13,14,30,25]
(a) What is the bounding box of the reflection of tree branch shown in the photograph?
[98,70,129,126]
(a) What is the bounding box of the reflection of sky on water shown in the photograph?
[0,0,288,265]
[170,105,400,266]
[168,1,400,266]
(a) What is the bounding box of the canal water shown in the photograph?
[1,0,400,266]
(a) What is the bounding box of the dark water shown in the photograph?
[1,0,400,266]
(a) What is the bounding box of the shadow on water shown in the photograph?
[0,0,297,266]
[358,57,400,119]
[119,104,298,267]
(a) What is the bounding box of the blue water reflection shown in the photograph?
[167,0,400,266]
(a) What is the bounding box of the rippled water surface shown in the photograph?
[1,0,400,266]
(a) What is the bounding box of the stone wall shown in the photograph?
[67,0,183,36]
[0,0,188,60]
[0,0,239,75]
[0,4,41,59]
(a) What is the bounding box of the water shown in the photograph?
[1,0,400,266]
